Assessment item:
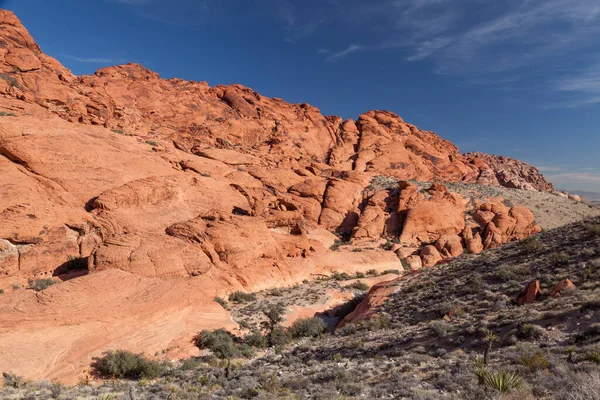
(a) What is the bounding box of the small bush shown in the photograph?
[330,239,346,251]
[429,320,452,337]
[519,236,541,254]
[0,289,4,295]
[586,347,600,364]
[244,330,268,348]
[332,271,352,281]
[366,269,378,276]
[549,251,569,266]
[91,350,164,380]
[517,323,545,340]
[289,317,327,338]
[338,324,357,336]
[214,296,228,309]
[484,369,523,394]
[268,326,292,347]
[0,111,16,117]
[228,291,256,303]
[2,372,25,388]
[585,223,600,237]
[518,352,550,372]
[28,278,56,292]
[382,269,401,275]
[575,323,600,342]
[346,281,369,292]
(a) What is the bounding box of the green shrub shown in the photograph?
[549,252,569,266]
[214,296,228,309]
[517,323,545,340]
[0,111,16,117]
[518,352,550,372]
[268,326,292,347]
[366,269,378,276]
[228,291,256,303]
[28,278,56,292]
[346,281,369,292]
[586,347,600,364]
[0,289,4,295]
[244,330,268,348]
[429,320,452,337]
[332,271,352,281]
[330,239,346,251]
[91,350,164,380]
[585,223,600,237]
[382,269,401,275]
[289,317,327,338]
[484,369,523,393]
[519,236,541,254]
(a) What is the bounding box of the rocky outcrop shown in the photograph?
[516,280,541,306]
[466,152,554,192]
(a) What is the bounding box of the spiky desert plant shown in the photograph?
[484,369,523,394]
[483,331,497,366]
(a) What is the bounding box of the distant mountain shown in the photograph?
[569,190,600,202]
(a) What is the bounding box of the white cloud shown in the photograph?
[325,44,365,62]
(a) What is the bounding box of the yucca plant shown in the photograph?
[586,347,600,364]
[484,369,523,394]
[483,331,497,365]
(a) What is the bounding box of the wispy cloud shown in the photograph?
[325,44,365,62]
[64,55,129,64]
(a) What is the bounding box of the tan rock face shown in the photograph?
[0,9,550,383]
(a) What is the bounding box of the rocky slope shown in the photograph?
[3,218,600,399]
[0,9,595,383]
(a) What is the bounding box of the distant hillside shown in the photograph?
[570,190,600,203]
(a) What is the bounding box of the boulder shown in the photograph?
[516,280,541,306]
[420,245,443,268]
[549,279,576,298]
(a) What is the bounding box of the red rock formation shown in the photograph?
[549,279,576,298]
[516,280,541,306]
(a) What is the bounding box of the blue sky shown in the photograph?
[3,0,600,191]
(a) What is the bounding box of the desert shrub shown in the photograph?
[289,317,327,338]
[228,291,256,303]
[586,347,600,364]
[519,236,541,254]
[2,372,25,388]
[549,252,569,266]
[214,296,228,309]
[484,369,523,394]
[338,324,357,336]
[269,288,284,297]
[28,278,56,292]
[0,289,3,295]
[268,326,292,347]
[519,352,550,372]
[382,269,401,275]
[380,239,394,251]
[497,265,530,282]
[437,301,465,317]
[332,271,352,281]
[330,240,346,251]
[91,350,164,380]
[517,323,545,340]
[366,269,379,276]
[346,281,369,292]
[585,223,600,237]
[244,330,268,348]
[429,320,452,337]
[262,303,286,332]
